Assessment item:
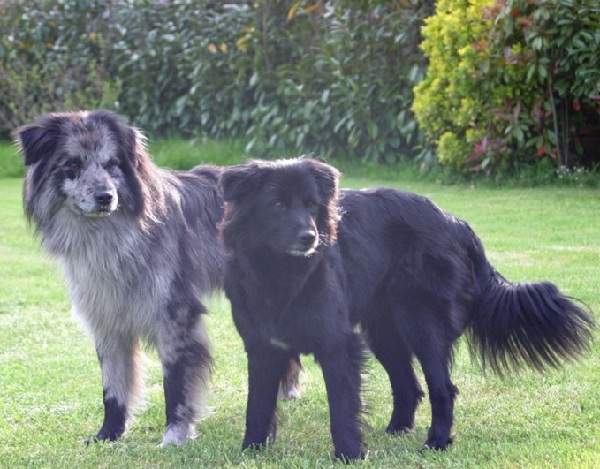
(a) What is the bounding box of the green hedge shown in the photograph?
[0,1,119,134]
[1,0,431,164]
[2,0,598,174]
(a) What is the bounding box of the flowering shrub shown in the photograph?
[413,0,600,173]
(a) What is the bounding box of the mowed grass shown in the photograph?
[1,142,599,468]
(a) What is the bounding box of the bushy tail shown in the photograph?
[468,268,595,375]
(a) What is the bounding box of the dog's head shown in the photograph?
[220,156,340,257]
[15,110,150,223]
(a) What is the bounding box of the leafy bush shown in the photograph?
[1,0,431,165]
[0,1,119,137]
[244,0,433,162]
[114,2,254,138]
[490,0,600,169]
[413,0,600,173]
[114,0,433,162]
[413,0,494,168]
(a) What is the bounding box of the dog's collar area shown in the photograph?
[269,337,292,351]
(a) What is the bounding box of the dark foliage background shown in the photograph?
[1,0,598,173]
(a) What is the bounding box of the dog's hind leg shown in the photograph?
[242,346,289,451]
[365,317,424,435]
[95,336,144,442]
[157,316,212,447]
[410,334,458,451]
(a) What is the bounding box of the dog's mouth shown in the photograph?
[287,242,318,257]
[71,203,118,218]
[67,188,119,218]
[288,248,316,257]
[85,209,114,218]
[287,230,319,257]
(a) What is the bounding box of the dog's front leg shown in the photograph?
[318,334,364,461]
[94,336,142,442]
[242,346,289,451]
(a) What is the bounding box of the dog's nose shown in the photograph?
[298,230,317,246]
[95,191,113,207]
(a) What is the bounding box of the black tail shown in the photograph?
[468,268,595,375]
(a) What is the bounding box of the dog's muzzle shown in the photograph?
[85,187,118,216]
[95,190,114,210]
[298,230,317,248]
[289,229,318,256]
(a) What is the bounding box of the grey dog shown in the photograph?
[15,110,225,446]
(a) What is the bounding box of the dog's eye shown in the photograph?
[273,201,286,210]
[65,160,81,172]
[104,159,118,171]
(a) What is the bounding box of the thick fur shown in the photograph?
[15,110,225,446]
[220,157,594,459]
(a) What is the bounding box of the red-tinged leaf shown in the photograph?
[481,135,489,150]
[305,4,322,14]
[517,18,533,27]
[472,40,488,51]
[491,108,511,122]
[513,101,521,118]
[534,105,544,120]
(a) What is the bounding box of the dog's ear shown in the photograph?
[305,159,341,245]
[14,116,68,166]
[221,163,264,202]
[307,159,340,203]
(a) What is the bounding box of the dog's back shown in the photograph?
[337,188,476,333]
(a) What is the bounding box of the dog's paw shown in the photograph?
[277,383,301,400]
[420,436,453,453]
[159,423,195,447]
[241,435,269,453]
[335,448,365,462]
[93,425,124,443]
[385,424,414,435]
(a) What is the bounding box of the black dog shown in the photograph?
[220,157,594,460]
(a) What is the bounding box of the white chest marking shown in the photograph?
[270,337,292,351]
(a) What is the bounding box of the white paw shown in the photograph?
[278,384,301,401]
[159,424,195,448]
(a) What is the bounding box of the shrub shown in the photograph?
[414,0,600,173]
[244,0,433,163]
[0,1,119,137]
[113,0,433,162]
[414,0,511,171]
[114,2,254,138]
[1,0,431,165]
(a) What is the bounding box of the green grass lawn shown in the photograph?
[1,144,599,467]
